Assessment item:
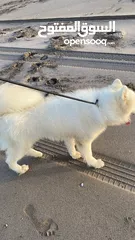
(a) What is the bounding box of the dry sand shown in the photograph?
[0,19,135,54]
[0,0,135,20]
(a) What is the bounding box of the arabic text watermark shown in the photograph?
[38,21,115,38]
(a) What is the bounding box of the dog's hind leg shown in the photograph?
[6,144,30,175]
[64,138,81,159]
[26,148,43,158]
[76,141,104,169]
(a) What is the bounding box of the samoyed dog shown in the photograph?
[0,79,135,175]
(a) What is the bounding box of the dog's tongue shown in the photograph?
[126,121,131,125]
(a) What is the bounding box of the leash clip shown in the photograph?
[95,99,99,107]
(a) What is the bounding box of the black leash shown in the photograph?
[0,77,98,106]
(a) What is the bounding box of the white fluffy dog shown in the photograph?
[0,79,135,175]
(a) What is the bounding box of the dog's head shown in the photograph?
[116,84,135,114]
[101,79,135,126]
[110,79,135,114]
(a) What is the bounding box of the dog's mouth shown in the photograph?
[126,117,131,125]
[126,121,131,125]
[126,113,135,125]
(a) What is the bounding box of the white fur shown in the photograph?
[0,83,44,115]
[0,79,135,174]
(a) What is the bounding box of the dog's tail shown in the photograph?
[0,83,45,115]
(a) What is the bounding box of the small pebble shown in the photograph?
[4,224,8,228]
[80,183,84,187]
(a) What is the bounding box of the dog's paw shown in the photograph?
[19,164,29,175]
[35,151,43,158]
[94,159,105,169]
[86,159,105,168]
[72,151,81,159]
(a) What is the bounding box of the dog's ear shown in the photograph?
[120,86,128,101]
[111,79,123,90]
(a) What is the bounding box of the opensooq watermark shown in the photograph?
[38,21,116,47]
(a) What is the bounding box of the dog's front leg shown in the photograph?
[76,141,104,169]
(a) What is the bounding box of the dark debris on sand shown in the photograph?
[93,30,124,48]
[126,83,135,91]
[48,35,82,50]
